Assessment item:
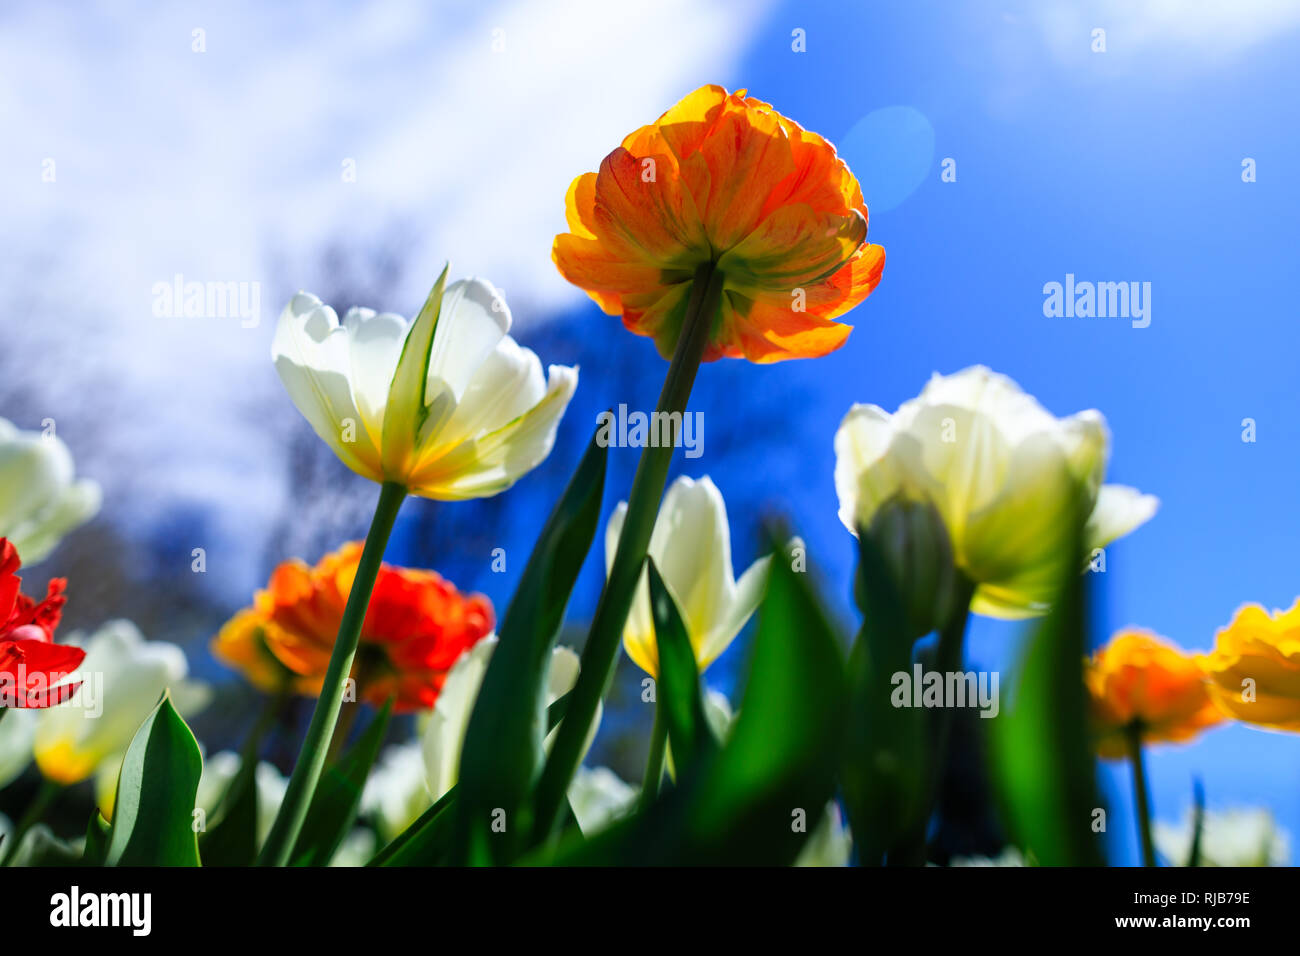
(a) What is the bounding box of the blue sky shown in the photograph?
[5,0,1299,863]
[717,0,1300,864]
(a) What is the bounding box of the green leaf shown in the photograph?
[646,558,717,780]
[1187,777,1205,867]
[198,757,261,867]
[840,529,929,865]
[289,699,393,866]
[82,811,111,867]
[104,692,203,866]
[450,428,607,864]
[989,525,1106,866]
[547,531,845,865]
[369,786,457,867]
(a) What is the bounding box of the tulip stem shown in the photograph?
[532,261,725,845]
[890,578,974,866]
[256,480,406,866]
[639,701,669,812]
[1127,722,1157,867]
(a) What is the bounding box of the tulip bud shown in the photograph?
[857,495,960,641]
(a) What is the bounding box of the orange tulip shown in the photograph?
[1085,630,1222,758]
[214,543,493,713]
[553,85,884,364]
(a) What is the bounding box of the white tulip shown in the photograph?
[420,635,597,801]
[834,366,1158,619]
[0,708,37,789]
[32,620,209,785]
[567,766,637,836]
[794,803,853,867]
[272,274,577,501]
[191,751,287,848]
[949,847,1029,867]
[362,741,433,842]
[1154,807,1290,867]
[0,417,100,563]
[607,476,770,677]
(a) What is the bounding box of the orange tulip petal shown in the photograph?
[554,84,883,364]
[213,543,494,713]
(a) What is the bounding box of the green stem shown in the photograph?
[256,480,406,866]
[890,578,974,866]
[326,696,362,764]
[532,262,725,844]
[1,777,59,866]
[1127,722,1156,867]
[638,700,668,813]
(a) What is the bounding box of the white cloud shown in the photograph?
[1030,0,1300,64]
[0,0,771,595]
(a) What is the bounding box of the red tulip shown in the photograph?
[0,539,84,707]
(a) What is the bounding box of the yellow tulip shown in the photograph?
[606,476,769,677]
[1199,601,1300,731]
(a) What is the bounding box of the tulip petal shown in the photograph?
[649,477,733,660]
[341,308,408,449]
[1086,484,1160,552]
[406,364,577,500]
[700,554,771,670]
[273,293,380,479]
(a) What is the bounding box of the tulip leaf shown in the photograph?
[104,692,203,867]
[198,756,261,867]
[381,264,449,470]
[543,532,845,865]
[82,811,111,867]
[646,558,717,779]
[369,786,458,867]
[1188,777,1205,867]
[451,428,607,864]
[289,699,393,867]
[990,525,1106,866]
[841,529,929,865]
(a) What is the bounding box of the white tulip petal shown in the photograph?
[342,308,408,447]
[0,707,36,789]
[422,636,496,800]
[33,620,207,785]
[407,364,577,500]
[272,293,380,478]
[649,476,732,655]
[699,554,771,669]
[1086,484,1160,552]
[424,278,510,410]
[4,478,102,565]
[420,637,596,800]
[834,365,1158,620]
[0,428,74,541]
[834,403,903,533]
[567,766,637,836]
[418,336,547,454]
